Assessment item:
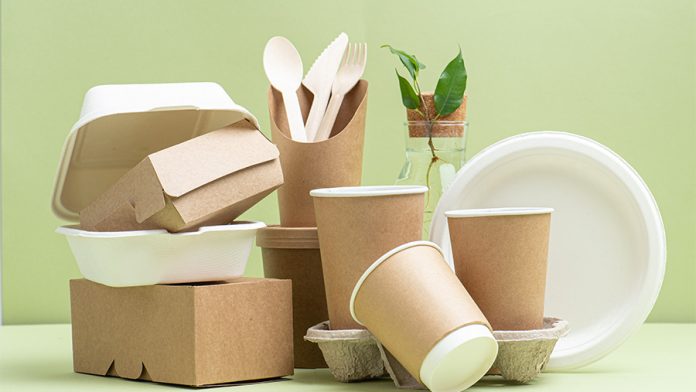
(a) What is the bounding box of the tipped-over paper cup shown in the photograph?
[311,185,427,330]
[269,81,368,227]
[447,208,553,331]
[257,226,328,368]
[350,241,498,392]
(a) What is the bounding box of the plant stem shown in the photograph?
[413,79,438,159]
[412,77,442,209]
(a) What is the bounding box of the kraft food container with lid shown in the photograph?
[52,82,270,286]
[52,82,260,221]
[257,226,329,368]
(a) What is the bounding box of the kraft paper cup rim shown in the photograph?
[310,185,428,198]
[419,324,498,392]
[445,207,554,218]
[349,241,443,325]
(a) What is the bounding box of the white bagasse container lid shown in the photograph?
[51,82,259,221]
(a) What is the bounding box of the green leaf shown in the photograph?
[434,49,467,117]
[395,70,420,109]
[382,45,426,81]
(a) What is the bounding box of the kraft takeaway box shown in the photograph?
[70,278,294,387]
[80,120,283,232]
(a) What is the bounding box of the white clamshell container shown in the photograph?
[58,222,265,287]
[52,82,267,287]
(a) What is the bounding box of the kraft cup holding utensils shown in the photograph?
[257,226,328,369]
[446,208,553,331]
[350,241,498,392]
[270,81,368,227]
[310,185,427,330]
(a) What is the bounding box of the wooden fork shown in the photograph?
[314,42,367,141]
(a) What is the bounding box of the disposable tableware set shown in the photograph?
[51,33,666,392]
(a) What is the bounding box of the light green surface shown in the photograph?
[1,0,694,323]
[0,323,692,391]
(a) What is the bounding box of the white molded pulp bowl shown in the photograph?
[57,221,265,287]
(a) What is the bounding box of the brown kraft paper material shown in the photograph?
[269,81,367,227]
[258,226,328,369]
[448,213,551,330]
[352,243,491,382]
[313,192,424,330]
[70,278,293,387]
[79,120,283,233]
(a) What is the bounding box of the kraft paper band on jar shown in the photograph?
[350,241,498,392]
[269,81,368,227]
[447,207,553,331]
[311,185,427,330]
[257,226,328,369]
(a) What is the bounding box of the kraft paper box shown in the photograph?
[70,278,294,387]
[79,119,283,232]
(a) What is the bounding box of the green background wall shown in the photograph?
[1,0,694,324]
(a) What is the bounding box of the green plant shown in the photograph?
[383,45,467,189]
[383,45,467,122]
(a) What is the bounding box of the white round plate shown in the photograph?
[430,131,666,370]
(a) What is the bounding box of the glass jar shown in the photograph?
[396,121,468,238]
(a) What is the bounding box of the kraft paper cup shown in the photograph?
[311,185,427,330]
[269,80,368,227]
[446,208,553,331]
[257,226,328,368]
[350,241,498,392]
